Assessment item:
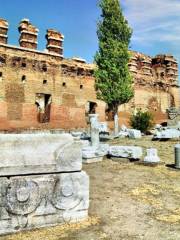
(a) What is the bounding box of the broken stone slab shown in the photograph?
[83,156,103,164]
[0,133,82,176]
[155,124,162,130]
[80,132,90,140]
[128,129,142,139]
[82,144,109,163]
[118,131,129,138]
[144,148,160,163]
[99,122,108,133]
[108,146,143,159]
[153,129,180,140]
[0,171,89,235]
[120,124,128,132]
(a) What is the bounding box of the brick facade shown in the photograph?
[0,18,179,130]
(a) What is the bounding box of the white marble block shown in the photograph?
[128,129,142,139]
[0,171,89,235]
[153,129,180,140]
[0,133,82,176]
[99,122,108,133]
[0,133,90,235]
[108,146,143,159]
[144,148,160,163]
[82,144,109,163]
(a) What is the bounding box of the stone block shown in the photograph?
[108,146,143,159]
[99,122,108,133]
[0,133,82,176]
[120,124,128,131]
[128,129,142,139]
[83,156,103,164]
[118,131,129,138]
[0,171,89,235]
[82,144,109,163]
[153,129,180,140]
[144,148,160,163]
[71,131,83,140]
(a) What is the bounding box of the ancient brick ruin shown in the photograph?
[0,18,179,130]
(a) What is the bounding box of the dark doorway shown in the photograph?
[85,101,97,123]
[35,93,52,123]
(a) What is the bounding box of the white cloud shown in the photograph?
[122,0,180,44]
[121,0,180,79]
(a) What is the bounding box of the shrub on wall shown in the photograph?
[130,110,154,133]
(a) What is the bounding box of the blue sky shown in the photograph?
[0,0,180,71]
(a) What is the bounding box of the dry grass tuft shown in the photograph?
[1,216,101,240]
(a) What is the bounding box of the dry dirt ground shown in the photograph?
[1,136,180,240]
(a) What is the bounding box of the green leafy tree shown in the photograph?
[130,110,154,133]
[94,0,134,135]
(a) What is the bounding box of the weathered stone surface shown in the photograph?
[108,146,143,159]
[0,171,89,235]
[83,156,103,164]
[99,122,108,133]
[71,131,83,140]
[118,130,129,138]
[0,133,82,176]
[153,129,180,140]
[89,114,100,147]
[82,144,109,158]
[82,144,109,163]
[144,148,160,163]
[114,114,119,136]
[128,129,142,139]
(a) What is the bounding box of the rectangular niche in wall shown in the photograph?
[35,93,52,123]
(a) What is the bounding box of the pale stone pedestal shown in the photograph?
[144,148,160,163]
[82,114,109,164]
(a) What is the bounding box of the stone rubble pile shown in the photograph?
[0,133,89,235]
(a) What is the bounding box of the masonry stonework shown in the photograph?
[0,18,179,130]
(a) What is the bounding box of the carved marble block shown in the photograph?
[0,171,89,235]
[0,133,89,235]
[82,144,109,163]
[0,133,82,176]
[108,146,143,159]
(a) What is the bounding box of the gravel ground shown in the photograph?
[1,136,180,240]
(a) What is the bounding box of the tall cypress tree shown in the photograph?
[94,0,134,134]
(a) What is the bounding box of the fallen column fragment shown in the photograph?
[108,146,143,159]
